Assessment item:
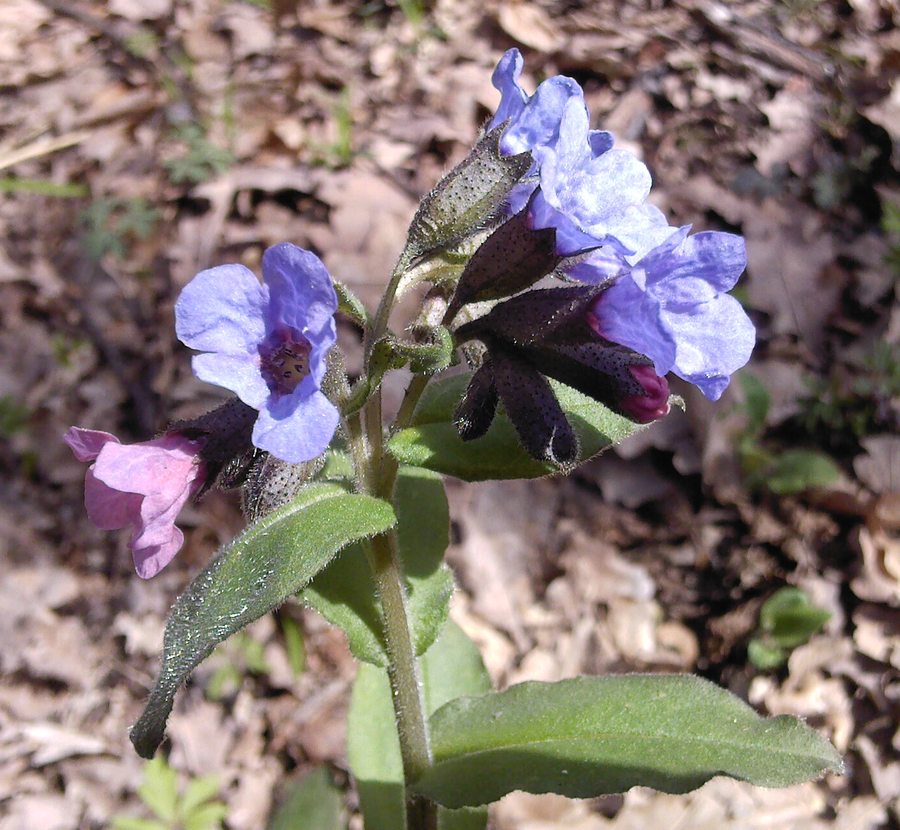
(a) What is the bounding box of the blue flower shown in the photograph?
[528,97,673,260]
[175,243,340,463]
[587,227,755,400]
[488,51,673,268]
[489,49,592,159]
[488,49,613,214]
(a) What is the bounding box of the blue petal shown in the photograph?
[642,230,746,295]
[191,353,270,409]
[262,243,338,341]
[588,130,614,157]
[175,264,267,353]
[252,389,340,463]
[594,276,677,375]
[565,246,629,284]
[572,149,653,233]
[489,49,527,133]
[530,190,603,255]
[502,76,585,157]
[664,294,756,400]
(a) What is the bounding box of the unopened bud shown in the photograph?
[620,365,670,423]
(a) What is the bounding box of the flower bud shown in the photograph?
[619,365,670,423]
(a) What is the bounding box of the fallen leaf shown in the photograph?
[745,199,841,355]
[496,2,565,53]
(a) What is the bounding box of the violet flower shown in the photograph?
[488,50,671,264]
[175,243,339,464]
[64,427,206,578]
[488,49,594,160]
[587,226,755,400]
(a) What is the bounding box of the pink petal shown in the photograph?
[131,527,186,580]
[64,427,120,462]
[84,468,143,530]
[92,436,203,498]
[132,467,202,550]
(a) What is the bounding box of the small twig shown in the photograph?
[0,130,91,173]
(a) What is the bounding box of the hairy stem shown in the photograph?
[363,531,432,782]
[355,247,446,829]
[357,376,437,828]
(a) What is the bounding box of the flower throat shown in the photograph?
[260,329,312,395]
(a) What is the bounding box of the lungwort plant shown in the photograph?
[68,50,840,829]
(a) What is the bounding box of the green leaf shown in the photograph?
[303,467,453,665]
[765,449,841,495]
[138,756,179,821]
[183,802,228,830]
[303,542,383,663]
[347,662,404,830]
[748,639,788,670]
[130,484,396,759]
[759,587,831,650]
[413,675,842,808]
[348,622,491,830]
[319,449,355,482]
[404,125,531,261]
[268,768,344,830]
[111,818,168,830]
[388,372,641,481]
[280,614,306,677]
[334,280,371,328]
[180,775,221,815]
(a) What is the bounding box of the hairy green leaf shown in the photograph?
[413,675,842,808]
[388,372,641,481]
[334,280,370,328]
[130,484,396,758]
[302,467,453,664]
[348,622,491,830]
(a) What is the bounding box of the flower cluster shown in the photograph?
[67,245,341,576]
[444,50,754,462]
[489,49,753,399]
[65,51,755,573]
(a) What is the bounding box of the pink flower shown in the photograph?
[64,427,206,578]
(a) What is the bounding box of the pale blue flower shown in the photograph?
[175,243,339,463]
[588,227,755,400]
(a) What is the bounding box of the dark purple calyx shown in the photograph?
[260,328,313,395]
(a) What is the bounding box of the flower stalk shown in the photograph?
[355,262,439,826]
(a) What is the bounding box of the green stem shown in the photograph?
[365,249,414,359]
[343,411,369,492]
[357,368,436,826]
[354,247,446,830]
[363,532,432,782]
